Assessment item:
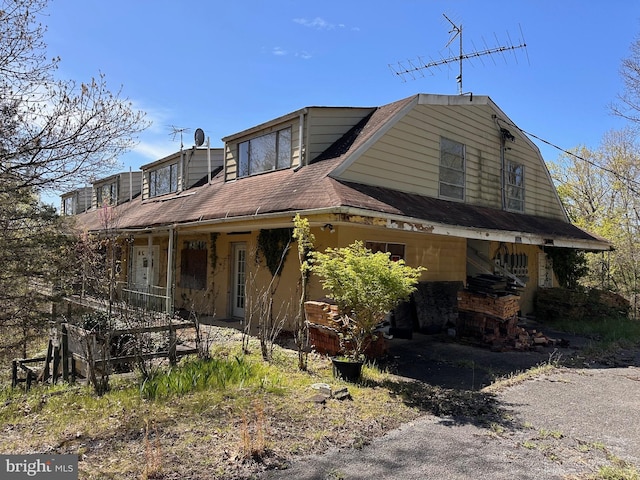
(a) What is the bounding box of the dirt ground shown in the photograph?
[261,324,640,480]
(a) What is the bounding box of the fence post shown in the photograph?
[11,360,17,388]
[26,369,33,391]
[61,324,69,382]
[41,339,53,382]
[168,322,177,365]
[52,345,61,384]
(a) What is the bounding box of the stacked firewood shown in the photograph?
[457,275,556,350]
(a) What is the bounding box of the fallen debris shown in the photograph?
[307,384,352,403]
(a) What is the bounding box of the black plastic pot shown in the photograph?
[331,357,363,382]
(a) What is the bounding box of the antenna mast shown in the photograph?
[390,13,528,95]
[169,125,190,150]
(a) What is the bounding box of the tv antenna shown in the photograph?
[169,125,191,150]
[389,13,528,95]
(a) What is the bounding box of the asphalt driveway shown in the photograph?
[262,331,640,480]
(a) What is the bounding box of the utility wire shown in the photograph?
[499,119,640,196]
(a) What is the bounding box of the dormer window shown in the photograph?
[149,162,178,197]
[62,195,75,215]
[238,127,291,177]
[96,182,117,206]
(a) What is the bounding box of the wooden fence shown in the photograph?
[11,320,198,390]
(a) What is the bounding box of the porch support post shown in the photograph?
[146,235,153,290]
[166,228,175,315]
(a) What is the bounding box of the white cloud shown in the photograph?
[272,46,287,56]
[133,140,174,161]
[293,17,333,30]
[296,51,312,60]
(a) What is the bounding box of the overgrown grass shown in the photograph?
[482,361,559,393]
[549,314,640,350]
[140,355,286,400]
[0,331,418,479]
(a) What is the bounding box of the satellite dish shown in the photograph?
[194,128,205,147]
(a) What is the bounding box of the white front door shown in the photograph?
[133,246,159,288]
[232,243,246,318]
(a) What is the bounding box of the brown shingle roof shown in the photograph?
[73,94,608,249]
[330,180,608,245]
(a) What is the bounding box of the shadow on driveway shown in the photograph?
[381,321,596,391]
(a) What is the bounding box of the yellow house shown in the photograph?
[70,93,610,332]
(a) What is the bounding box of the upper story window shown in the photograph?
[439,137,465,200]
[505,161,525,212]
[62,195,75,215]
[238,127,291,177]
[149,162,178,197]
[96,182,117,206]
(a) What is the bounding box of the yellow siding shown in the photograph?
[338,103,567,221]
[169,220,468,329]
[322,224,466,282]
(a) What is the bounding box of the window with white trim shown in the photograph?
[96,182,117,206]
[63,195,75,215]
[238,127,291,177]
[439,137,465,200]
[149,162,178,197]
[505,161,525,212]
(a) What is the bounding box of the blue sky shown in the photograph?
[42,0,640,204]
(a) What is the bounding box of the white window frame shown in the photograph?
[149,162,178,198]
[238,127,292,178]
[63,195,75,215]
[439,137,466,201]
[505,160,525,212]
[96,181,117,207]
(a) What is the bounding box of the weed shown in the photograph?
[595,458,639,480]
[489,422,506,436]
[325,468,347,480]
[140,418,162,480]
[140,356,263,400]
[522,440,537,449]
[551,314,640,354]
[483,361,558,393]
[538,428,564,439]
[239,400,268,460]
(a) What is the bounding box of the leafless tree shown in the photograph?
[0,0,148,195]
[0,0,148,359]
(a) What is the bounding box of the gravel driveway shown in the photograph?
[261,332,640,480]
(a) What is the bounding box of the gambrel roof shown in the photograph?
[74,94,610,251]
